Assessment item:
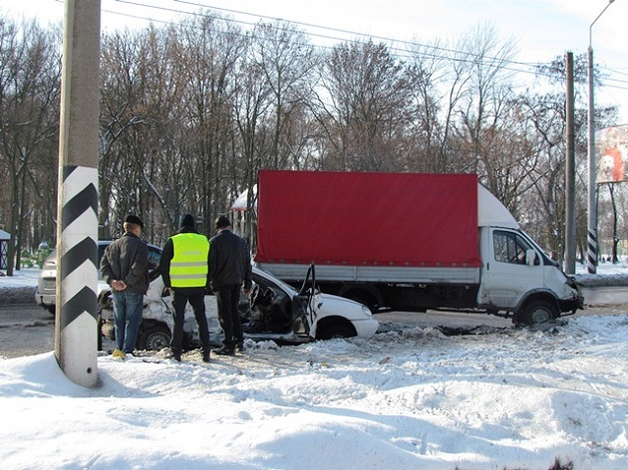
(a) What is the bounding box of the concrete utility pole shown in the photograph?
[565,52,576,275]
[55,0,101,387]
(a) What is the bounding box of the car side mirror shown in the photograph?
[526,249,538,266]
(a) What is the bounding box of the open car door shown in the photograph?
[294,264,322,336]
[241,266,311,340]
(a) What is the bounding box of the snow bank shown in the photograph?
[1,314,627,469]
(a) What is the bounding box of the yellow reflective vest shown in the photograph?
[168,233,210,288]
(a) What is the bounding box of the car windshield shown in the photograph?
[252,268,299,295]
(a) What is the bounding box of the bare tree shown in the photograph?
[0,18,61,274]
[176,14,246,235]
[99,29,148,238]
[405,39,469,172]
[314,40,413,171]
[514,53,618,262]
[453,25,518,178]
[251,21,318,170]
[6,11,628,266]
[100,26,196,242]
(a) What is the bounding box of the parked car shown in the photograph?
[98,264,379,351]
[35,239,163,315]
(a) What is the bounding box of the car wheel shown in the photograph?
[137,324,171,351]
[517,300,557,326]
[316,321,356,340]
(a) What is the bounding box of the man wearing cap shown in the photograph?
[209,215,252,355]
[100,214,150,359]
[160,214,212,362]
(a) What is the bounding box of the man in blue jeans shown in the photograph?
[210,215,252,355]
[100,214,149,359]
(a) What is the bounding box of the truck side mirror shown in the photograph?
[526,249,537,266]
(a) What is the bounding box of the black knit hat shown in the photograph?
[215,215,231,229]
[124,214,143,228]
[179,214,195,228]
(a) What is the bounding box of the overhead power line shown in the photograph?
[177,0,545,68]
[86,0,628,91]
[110,0,542,76]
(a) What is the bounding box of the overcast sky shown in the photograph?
[2,0,627,122]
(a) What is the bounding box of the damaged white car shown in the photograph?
[98,265,379,351]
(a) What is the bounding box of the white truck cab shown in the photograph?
[477,185,582,324]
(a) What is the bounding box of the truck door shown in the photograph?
[480,228,543,310]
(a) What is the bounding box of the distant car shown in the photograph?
[98,264,379,351]
[35,240,163,315]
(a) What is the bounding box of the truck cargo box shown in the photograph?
[255,170,482,268]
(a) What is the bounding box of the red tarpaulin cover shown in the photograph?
[255,170,482,268]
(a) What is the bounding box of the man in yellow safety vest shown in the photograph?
[160,214,211,362]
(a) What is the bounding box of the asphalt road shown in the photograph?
[1,300,626,359]
[376,303,627,330]
[0,304,56,358]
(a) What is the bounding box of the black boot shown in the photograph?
[214,345,235,356]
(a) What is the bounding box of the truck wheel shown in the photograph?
[137,324,171,351]
[518,300,557,326]
[316,322,356,340]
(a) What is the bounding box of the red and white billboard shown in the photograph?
[596,124,628,184]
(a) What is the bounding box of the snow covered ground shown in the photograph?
[1,266,627,469]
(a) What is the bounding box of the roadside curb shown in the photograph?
[0,286,36,306]
[580,286,628,306]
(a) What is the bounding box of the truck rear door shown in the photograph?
[479,228,544,310]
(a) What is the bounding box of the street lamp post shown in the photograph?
[587,0,616,274]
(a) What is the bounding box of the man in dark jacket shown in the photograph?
[209,215,252,355]
[100,214,149,359]
[160,214,211,362]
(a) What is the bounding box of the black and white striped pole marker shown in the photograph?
[55,0,101,387]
